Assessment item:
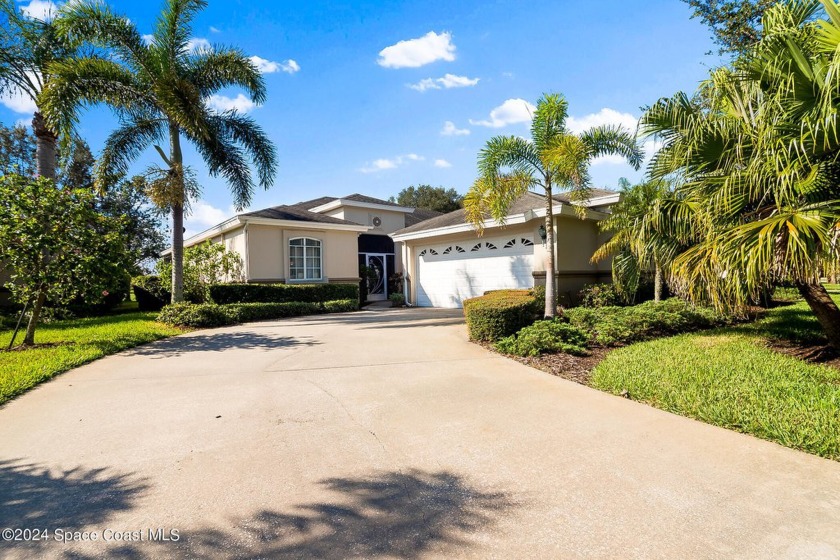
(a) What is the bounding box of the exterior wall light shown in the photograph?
[538,224,547,242]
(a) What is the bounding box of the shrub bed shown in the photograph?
[158,299,359,328]
[495,320,589,357]
[463,289,541,342]
[565,298,727,346]
[209,282,359,305]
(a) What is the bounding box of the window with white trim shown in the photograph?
[289,237,322,280]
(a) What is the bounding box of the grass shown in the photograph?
[592,289,840,460]
[0,312,182,406]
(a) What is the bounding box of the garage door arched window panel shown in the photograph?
[289,237,322,281]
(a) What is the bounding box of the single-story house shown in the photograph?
[165,194,441,302]
[390,189,618,308]
[169,189,618,308]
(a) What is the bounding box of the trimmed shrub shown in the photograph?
[389,293,405,307]
[463,289,540,342]
[495,319,590,357]
[578,283,622,308]
[209,282,359,305]
[323,299,360,313]
[132,275,171,311]
[566,298,727,346]
[157,299,359,328]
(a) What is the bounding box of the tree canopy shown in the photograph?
[681,0,779,55]
[390,185,463,213]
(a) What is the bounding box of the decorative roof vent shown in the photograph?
[371,216,382,227]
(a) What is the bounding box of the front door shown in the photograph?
[366,254,387,301]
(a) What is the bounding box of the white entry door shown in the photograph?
[416,236,535,308]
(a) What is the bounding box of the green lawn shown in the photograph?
[0,312,182,406]
[592,288,840,460]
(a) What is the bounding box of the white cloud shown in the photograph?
[249,55,300,74]
[440,121,470,136]
[359,153,424,174]
[434,159,452,168]
[15,117,31,129]
[187,37,211,53]
[209,26,221,33]
[0,88,37,114]
[470,98,536,128]
[377,31,455,69]
[408,73,479,92]
[142,34,154,45]
[566,107,638,136]
[206,93,256,113]
[184,200,234,238]
[20,0,60,20]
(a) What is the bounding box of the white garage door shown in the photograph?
[416,235,535,308]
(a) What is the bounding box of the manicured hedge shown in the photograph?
[209,282,359,305]
[495,319,590,357]
[463,289,541,342]
[157,299,359,328]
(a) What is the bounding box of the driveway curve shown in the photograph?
[1,308,839,559]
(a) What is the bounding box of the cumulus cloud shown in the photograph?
[206,93,256,113]
[433,159,452,168]
[408,73,479,92]
[187,37,211,53]
[0,88,37,114]
[142,34,154,45]
[440,121,470,136]
[20,0,60,20]
[565,108,643,166]
[377,31,455,69]
[184,200,235,238]
[359,153,424,174]
[470,98,536,128]
[249,55,300,74]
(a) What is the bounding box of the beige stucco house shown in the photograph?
[172,189,618,308]
[168,194,440,301]
[390,189,617,308]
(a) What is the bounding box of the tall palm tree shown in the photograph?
[639,0,840,347]
[591,178,678,302]
[464,93,642,318]
[0,0,74,179]
[41,0,277,303]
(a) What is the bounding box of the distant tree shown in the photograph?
[0,123,35,175]
[157,241,243,303]
[390,185,462,213]
[0,175,130,346]
[681,0,779,56]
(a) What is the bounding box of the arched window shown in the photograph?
[289,238,322,280]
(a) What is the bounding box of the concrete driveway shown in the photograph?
[1,308,839,559]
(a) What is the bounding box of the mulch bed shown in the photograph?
[766,339,840,370]
[480,341,610,385]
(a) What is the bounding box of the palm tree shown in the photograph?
[464,93,642,318]
[41,0,277,303]
[639,0,840,347]
[591,178,677,302]
[0,0,74,179]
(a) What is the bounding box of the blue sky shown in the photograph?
[2,0,718,236]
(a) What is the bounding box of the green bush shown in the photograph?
[578,283,622,308]
[132,275,171,311]
[566,298,727,346]
[389,292,405,307]
[157,299,358,328]
[463,289,540,342]
[209,282,359,304]
[495,319,590,357]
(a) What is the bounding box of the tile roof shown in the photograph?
[241,204,360,225]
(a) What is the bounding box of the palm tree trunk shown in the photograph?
[544,182,557,319]
[654,262,663,302]
[169,122,185,303]
[22,288,47,346]
[796,282,840,349]
[32,112,57,181]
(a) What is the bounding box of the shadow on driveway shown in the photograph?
[123,332,320,358]
[71,469,513,559]
[0,459,148,554]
